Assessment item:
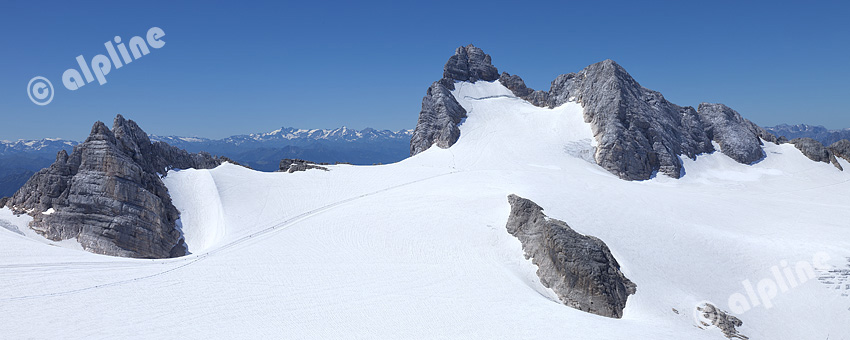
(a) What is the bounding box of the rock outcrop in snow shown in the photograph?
[505,194,636,318]
[278,159,329,173]
[5,115,228,258]
[695,302,747,339]
[789,138,843,170]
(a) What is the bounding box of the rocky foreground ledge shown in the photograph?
[5,115,229,258]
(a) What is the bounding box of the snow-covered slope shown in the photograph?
[2,81,848,339]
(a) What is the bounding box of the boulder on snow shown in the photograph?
[505,194,636,318]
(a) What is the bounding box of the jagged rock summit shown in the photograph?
[442,44,500,85]
[409,44,496,155]
[5,115,228,258]
[409,45,829,180]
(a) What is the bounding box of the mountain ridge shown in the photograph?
[411,44,846,180]
[764,123,850,145]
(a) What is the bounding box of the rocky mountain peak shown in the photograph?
[442,44,500,84]
[87,120,116,143]
[411,45,488,155]
[5,114,228,258]
[581,59,634,82]
[113,114,153,148]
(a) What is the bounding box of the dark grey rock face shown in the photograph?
[829,139,850,163]
[443,45,499,85]
[5,115,227,258]
[498,72,549,107]
[506,194,636,318]
[544,60,715,180]
[697,103,766,164]
[696,303,747,339]
[790,138,843,170]
[409,82,468,155]
[278,158,329,173]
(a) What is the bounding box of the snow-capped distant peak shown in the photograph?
[0,138,80,155]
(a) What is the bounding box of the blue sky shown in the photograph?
[1,0,848,140]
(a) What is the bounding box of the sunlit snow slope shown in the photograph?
[2,81,849,339]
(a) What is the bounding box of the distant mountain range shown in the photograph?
[0,127,412,197]
[0,139,79,199]
[764,124,850,145]
[150,127,413,171]
[3,122,848,198]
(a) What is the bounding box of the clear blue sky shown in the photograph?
[1,0,848,141]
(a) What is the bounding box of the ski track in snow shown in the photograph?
[0,170,459,302]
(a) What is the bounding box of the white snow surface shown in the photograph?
[1,81,849,339]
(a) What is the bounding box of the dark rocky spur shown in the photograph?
[5,115,229,258]
[828,139,850,163]
[409,80,467,156]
